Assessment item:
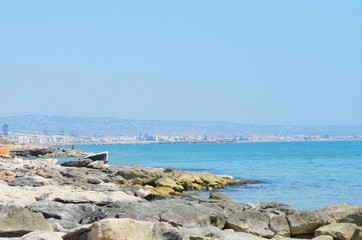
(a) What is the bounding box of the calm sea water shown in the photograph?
[68,141,362,210]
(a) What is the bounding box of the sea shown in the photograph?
[63,141,362,210]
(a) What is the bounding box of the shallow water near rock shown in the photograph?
[66,141,361,210]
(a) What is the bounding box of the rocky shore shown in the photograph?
[0,157,361,240]
[0,140,90,158]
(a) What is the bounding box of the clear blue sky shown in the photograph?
[1,1,361,125]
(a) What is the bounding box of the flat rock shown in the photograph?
[46,189,141,205]
[0,204,52,237]
[19,231,64,240]
[181,226,268,240]
[315,223,358,240]
[9,176,51,187]
[312,236,334,240]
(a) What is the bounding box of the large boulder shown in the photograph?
[287,210,334,236]
[315,223,358,240]
[0,204,52,237]
[321,203,362,226]
[225,210,275,238]
[63,218,183,240]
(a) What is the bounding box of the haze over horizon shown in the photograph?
[1,1,361,126]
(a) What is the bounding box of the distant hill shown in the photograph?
[1,115,362,137]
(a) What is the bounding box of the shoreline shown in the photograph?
[55,138,362,147]
[0,157,361,239]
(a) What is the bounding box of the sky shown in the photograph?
[1,1,361,125]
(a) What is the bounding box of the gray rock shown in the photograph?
[253,201,299,216]
[9,176,51,187]
[270,215,291,237]
[199,199,247,215]
[60,159,91,168]
[82,199,227,229]
[25,201,98,227]
[225,210,275,238]
[287,210,334,236]
[0,204,52,237]
[159,200,227,229]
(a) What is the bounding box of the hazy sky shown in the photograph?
[1,1,361,125]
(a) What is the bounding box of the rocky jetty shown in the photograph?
[0,141,90,158]
[0,157,361,240]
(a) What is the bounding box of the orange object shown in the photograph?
[0,149,10,156]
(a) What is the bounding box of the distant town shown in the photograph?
[2,131,362,146]
[1,115,362,146]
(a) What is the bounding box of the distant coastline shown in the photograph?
[56,137,362,147]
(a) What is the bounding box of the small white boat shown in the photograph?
[82,151,109,163]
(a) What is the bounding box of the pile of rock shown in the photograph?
[0,157,360,240]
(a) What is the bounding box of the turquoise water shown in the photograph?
[71,141,362,210]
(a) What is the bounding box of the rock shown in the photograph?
[225,210,275,238]
[209,192,236,202]
[87,161,104,169]
[82,199,226,230]
[9,176,51,187]
[60,159,91,168]
[287,210,334,236]
[153,186,175,195]
[0,181,35,205]
[0,170,17,183]
[25,201,98,228]
[315,223,358,240]
[159,200,227,229]
[199,199,247,215]
[0,204,52,237]
[352,227,362,240]
[253,201,299,216]
[321,203,362,226]
[64,218,183,240]
[19,231,64,240]
[270,215,291,237]
[179,226,267,240]
[45,189,141,205]
[155,177,184,191]
[312,236,334,240]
